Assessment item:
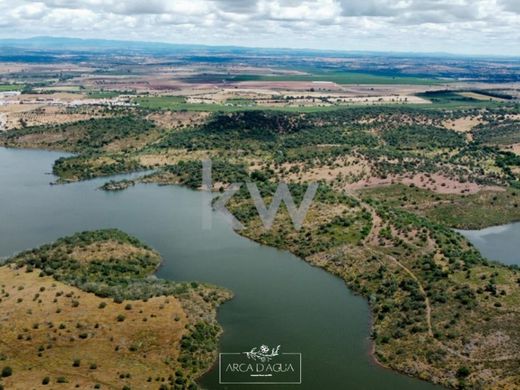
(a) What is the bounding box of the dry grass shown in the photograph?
[346,173,503,195]
[502,143,520,156]
[458,92,507,102]
[67,241,156,264]
[280,156,370,183]
[8,108,109,131]
[0,265,188,389]
[138,150,210,168]
[13,130,81,147]
[102,129,165,153]
[147,111,210,129]
[443,116,484,133]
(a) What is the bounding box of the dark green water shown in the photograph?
[0,147,439,389]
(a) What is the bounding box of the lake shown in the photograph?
[0,147,438,389]
[458,224,520,266]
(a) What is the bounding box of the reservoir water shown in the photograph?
[458,224,520,266]
[0,147,439,389]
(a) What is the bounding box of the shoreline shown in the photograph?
[4,145,516,388]
[0,228,232,389]
[225,216,447,388]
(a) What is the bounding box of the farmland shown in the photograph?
[0,43,520,389]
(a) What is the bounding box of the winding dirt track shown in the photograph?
[350,191,520,363]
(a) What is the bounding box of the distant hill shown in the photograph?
[1,36,515,59]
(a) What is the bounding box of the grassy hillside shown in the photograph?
[0,230,231,390]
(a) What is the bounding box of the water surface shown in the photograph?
[0,147,438,389]
[458,223,520,266]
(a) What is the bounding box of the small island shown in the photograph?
[100,179,136,192]
[0,229,231,389]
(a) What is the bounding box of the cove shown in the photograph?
[458,223,520,267]
[0,147,439,389]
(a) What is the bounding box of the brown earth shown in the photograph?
[0,265,188,390]
[345,173,504,195]
[146,111,210,129]
[443,116,484,132]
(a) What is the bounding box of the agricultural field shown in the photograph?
[0,84,24,91]
[197,71,441,85]
[0,45,520,389]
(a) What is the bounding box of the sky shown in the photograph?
[0,0,519,55]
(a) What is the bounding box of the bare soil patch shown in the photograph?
[138,150,210,168]
[280,157,371,183]
[147,111,210,129]
[67,240,155,264]
[236,81,344,91]
[502,143,520,156]
[443,116,484,132]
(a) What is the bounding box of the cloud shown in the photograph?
[12,3,48,19]
[258,0,341,22]
[340,0,483,23]
[110,1,169,15]
[211,0,258,13]
[339,0,403,17]
[0,0,518,55]
[499,0,520,14]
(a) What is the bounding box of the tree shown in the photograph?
[456,366,470,378]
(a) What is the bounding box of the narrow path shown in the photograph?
[349,190,520,363]
[348,190,435,338]
[0,113,6,131]
[386,252,433,337]
[366,246,434,337]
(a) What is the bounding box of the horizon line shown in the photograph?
[1,35,519,59]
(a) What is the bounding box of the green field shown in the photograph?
[229,71,442,85]
[414,90,513,110]
[134,96,363,112]
[134,95,510,113]
[135,100,421,113]
[0,84,24,91]
[134,95,186,109]
[87,90,122,98]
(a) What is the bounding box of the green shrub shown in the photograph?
[456,366,470,378]
[1,366,12,377]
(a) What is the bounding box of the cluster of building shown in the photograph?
[0,93,135,108]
